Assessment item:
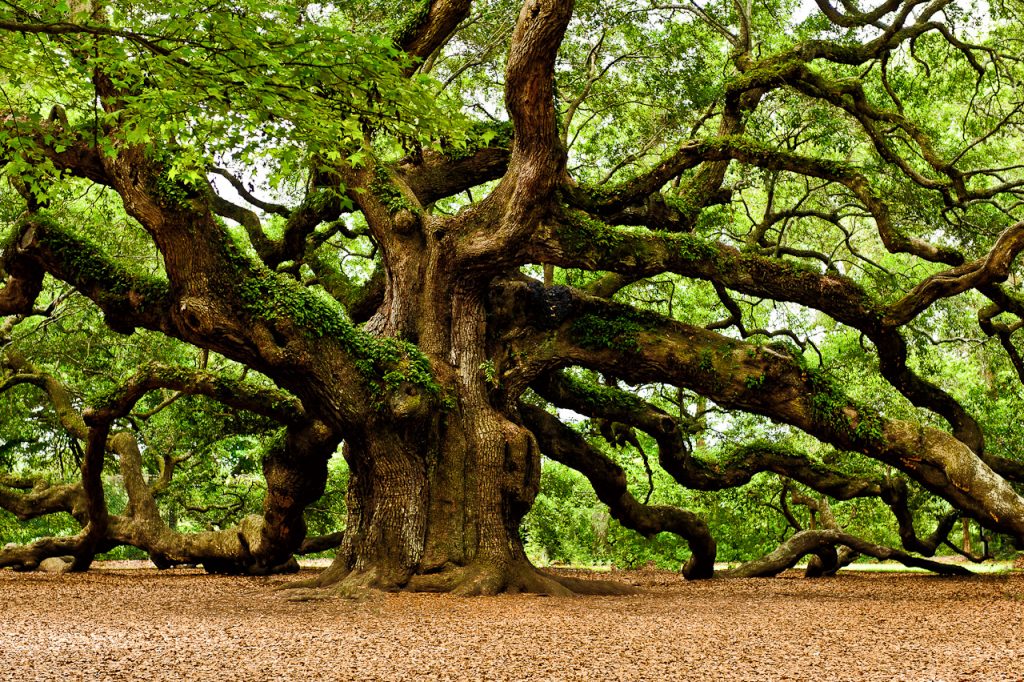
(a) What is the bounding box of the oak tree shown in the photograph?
[2,0,1024,593]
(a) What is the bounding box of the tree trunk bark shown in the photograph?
[303,402,586,595]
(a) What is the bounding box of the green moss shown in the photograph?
[578,182,628,206]
[700,134,854,182]
[697,348,715,372]
[570,309,658,353]
[369,165,416,215]
[229,240,442,406]
[662,194,698,216]
[30,214,170,311]
[557,373,646,414]
[668,233,719,262]
[392,0,431,45]
[560,208,627,255]
[806,368,884,445]
[726,58,800,94]
[90,364,303,422]
[743,373,766,389]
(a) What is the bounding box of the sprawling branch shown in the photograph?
[887,222,1024,324]
[0,475,86,523]
[2,213,173,334]
[520,231,988,457]
[95,363,306,426]
[0,354,338,574]
[533,369,964,556]
[533,371,884,500]
[398,145,512,206]
[492,281,1024,539]
[519,402,716,579]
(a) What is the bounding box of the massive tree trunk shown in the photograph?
[312,406,548,595]
[301,238,590,594]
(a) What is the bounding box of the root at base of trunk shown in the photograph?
[277,560,637,599]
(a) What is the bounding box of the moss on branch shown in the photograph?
[10,214,170,331]
[805,366,885,446]
[369,166,418,216]
[227,238,442,406]
[570,310,658,353]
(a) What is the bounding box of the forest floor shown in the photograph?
[1,564,1022,681]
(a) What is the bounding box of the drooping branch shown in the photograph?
[524,218,988,456]
[881,479,961,556]
[812,0,904,28]
[886,221,1024,324]
[532,369,964,556]
[94,362,307,426]
[7,170,405,432]
[72,419,111,571]
[0,476,86,524]
[0,360,117,571]
[298,532,345,555]
[207,172,350,270]
[0,351,339,574]
[0,535,88,571]
[564,140,705,215]
[0,116,111,187]
[2,350,88,438]
[83,361,336,571]
[566,132,964,264]
[519,402,717,579]
[532,371,885,500]
[209,167,291,218]
[699,137,963,265]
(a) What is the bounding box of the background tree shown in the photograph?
[2,0,1024,594]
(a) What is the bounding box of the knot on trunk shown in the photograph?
[178,297,217,334]
[392,209,421,235]
[386,382,430,420]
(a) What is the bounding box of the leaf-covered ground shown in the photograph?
[1,565,1022,680]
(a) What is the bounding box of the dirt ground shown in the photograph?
[1,565,1022,681]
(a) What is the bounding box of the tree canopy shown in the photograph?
[2,0,1024,593]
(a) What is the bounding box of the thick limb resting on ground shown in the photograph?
[719,529,973,578]
[4,0,1024,592]
[0,354,339,574]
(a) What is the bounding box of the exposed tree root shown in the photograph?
[277,559,637,599]
[279,569,387,602]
